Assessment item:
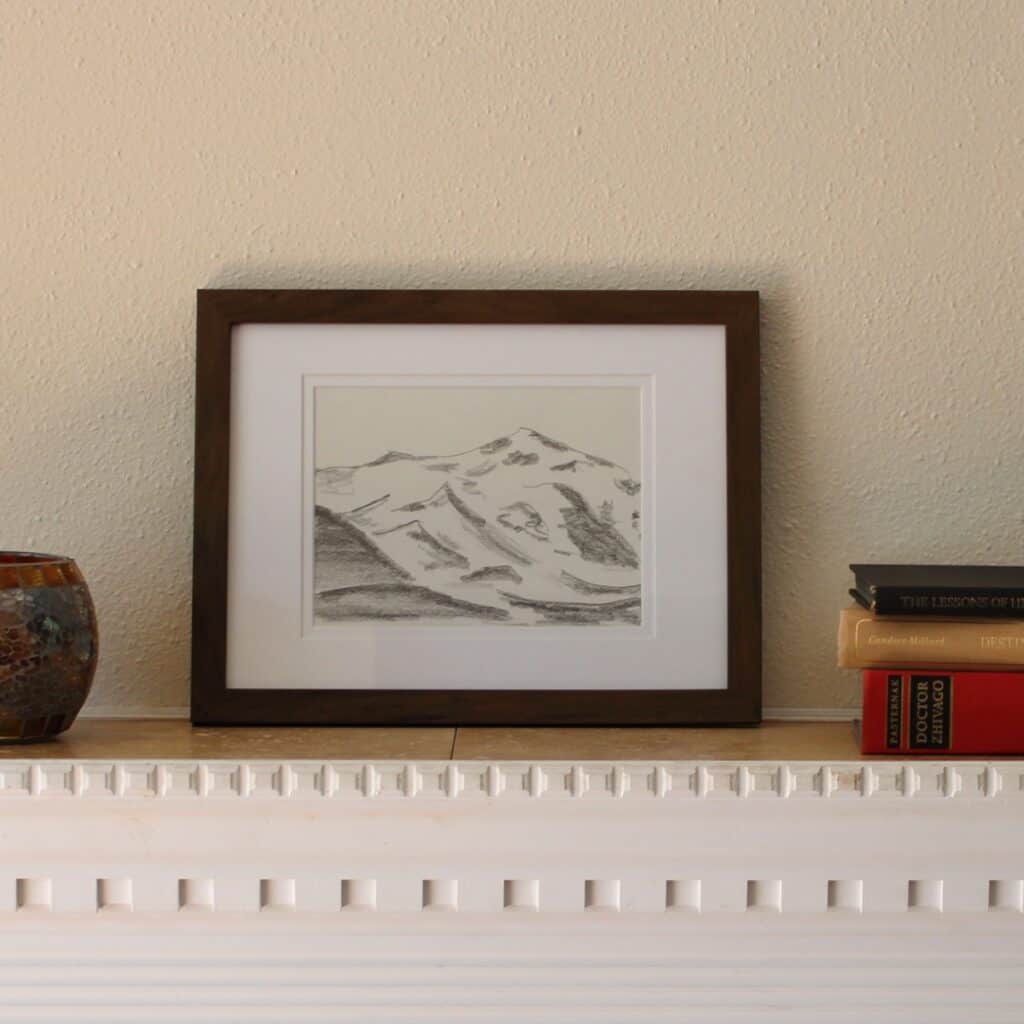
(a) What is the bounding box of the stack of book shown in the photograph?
[838,565,1024,754]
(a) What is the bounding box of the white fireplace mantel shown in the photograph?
[1,754,1023,1022]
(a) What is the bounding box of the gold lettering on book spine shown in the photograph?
[844,608,1024,668]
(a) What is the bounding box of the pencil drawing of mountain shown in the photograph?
[314,427,642,626]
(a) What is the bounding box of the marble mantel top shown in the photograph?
[0,718,873,762]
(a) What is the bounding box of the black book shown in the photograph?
[850,564,1024,617]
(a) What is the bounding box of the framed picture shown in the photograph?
[191,290,760,725]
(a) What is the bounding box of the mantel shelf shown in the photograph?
[0,717,1001,762]
[0,718,864,762]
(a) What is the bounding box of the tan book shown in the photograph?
[837,605,1024,669]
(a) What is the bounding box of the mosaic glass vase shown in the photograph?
[0,553,98,742]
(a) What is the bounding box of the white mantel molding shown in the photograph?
[1,757,1023,1022]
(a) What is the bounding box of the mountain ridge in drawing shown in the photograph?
[314,427,642,625]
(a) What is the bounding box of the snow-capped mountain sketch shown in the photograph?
[313,427,642,626]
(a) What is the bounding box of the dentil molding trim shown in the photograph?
[0,757,1021,801]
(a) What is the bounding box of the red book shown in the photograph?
[861,669,1024,754]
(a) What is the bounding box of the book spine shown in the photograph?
[837,607,1024,669]
[861,669,1024,754]
[871,586,1024,617]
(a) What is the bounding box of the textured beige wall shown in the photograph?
[3,1,1022,715]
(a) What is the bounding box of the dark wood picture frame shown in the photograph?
[191,289,760,726]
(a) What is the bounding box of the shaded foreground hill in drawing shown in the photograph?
[314,428,641,625]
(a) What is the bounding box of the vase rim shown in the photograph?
[0,551,77,568]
